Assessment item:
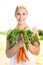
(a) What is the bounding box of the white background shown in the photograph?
[0,0,43,32]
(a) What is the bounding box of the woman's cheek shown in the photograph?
[17,17,19,20]
[23,17,26,21]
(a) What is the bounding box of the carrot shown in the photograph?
[17,48,22,63]
[23,47,29,61]
[21,48,26,61]
[25,54,29,61]
[17,47,29,63]
[17,49,20,62]
[23,47,27,55]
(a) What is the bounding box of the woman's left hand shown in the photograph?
[32,27,38,36]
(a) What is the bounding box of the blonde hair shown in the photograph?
[15,5,28,17]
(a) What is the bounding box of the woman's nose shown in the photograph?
[20,14,23,18]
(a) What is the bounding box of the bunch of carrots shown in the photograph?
[17,47,29,63]
[17,34,29,63]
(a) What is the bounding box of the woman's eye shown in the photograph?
[17,13,20,15]
[23,13,26,15]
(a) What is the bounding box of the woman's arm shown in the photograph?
[28,42,40,55]
[28,27,40,55]
[6,37,24,58]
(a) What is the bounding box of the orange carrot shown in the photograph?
[25,54,29,61]
[23,48,29,61]
[17,49,20,62]
[23,48,27,55]
[21,48,26,61]
[17,48,22,63]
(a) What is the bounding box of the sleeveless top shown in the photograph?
[9,35,36,65]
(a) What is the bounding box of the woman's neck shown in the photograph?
[17,23,27,30]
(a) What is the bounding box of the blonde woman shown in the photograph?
[6,5,40,65]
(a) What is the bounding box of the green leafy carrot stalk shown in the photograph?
[7,29,20,48]
[27,30,40,45]
[21,29,29,50]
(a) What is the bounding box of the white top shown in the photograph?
[9,35,36,65]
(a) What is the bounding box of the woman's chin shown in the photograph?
[18,21,24,25]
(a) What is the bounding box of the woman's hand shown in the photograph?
[19,40,24,48]
[18,34,24,48]
[32,27,38,36]
[28,41,40,55]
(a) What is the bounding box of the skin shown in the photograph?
[6,8,40,58]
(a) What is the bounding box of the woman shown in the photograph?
[6,5,40,65]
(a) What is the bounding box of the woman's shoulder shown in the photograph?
[7,29,12,32]
[25,25,29,30]
[7,27,16,32]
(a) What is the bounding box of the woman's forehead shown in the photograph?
[17,8,27,12]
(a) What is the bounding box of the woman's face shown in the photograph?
[16,8,28,25]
